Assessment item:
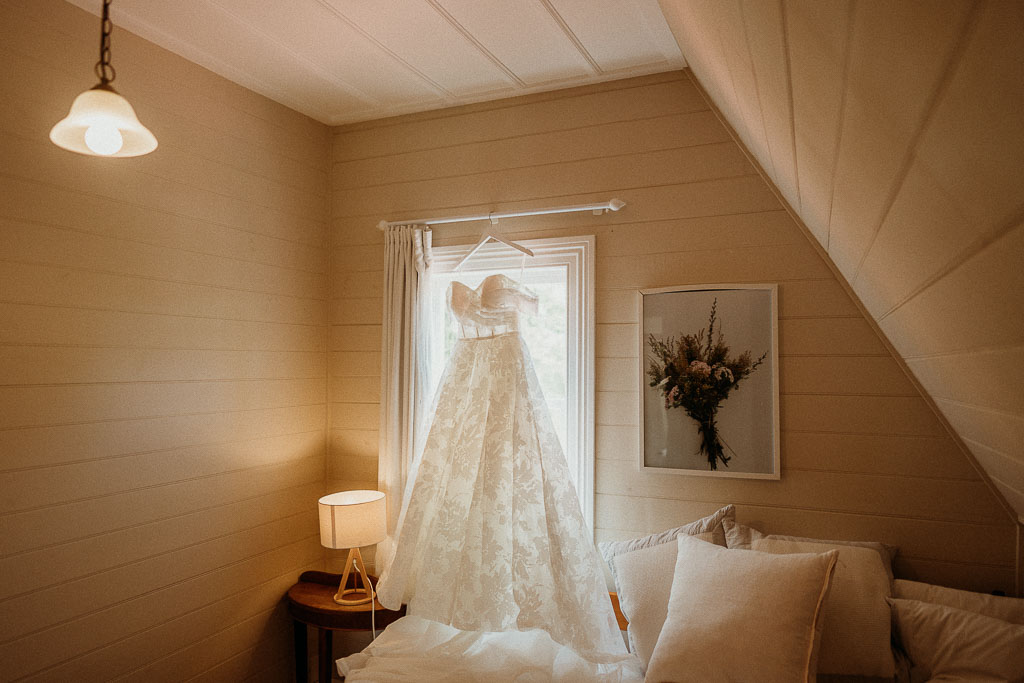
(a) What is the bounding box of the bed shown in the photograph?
[338,505,1024,682]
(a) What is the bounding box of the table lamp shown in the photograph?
[318,490,387,605]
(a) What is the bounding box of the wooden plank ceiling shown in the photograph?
[64,0,686,125]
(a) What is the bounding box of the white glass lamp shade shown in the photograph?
[318,490,387,550]
[50,86,157,157]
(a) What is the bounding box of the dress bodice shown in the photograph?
[448,273,538,339]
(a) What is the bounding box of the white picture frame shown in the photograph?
[638,283,780,479]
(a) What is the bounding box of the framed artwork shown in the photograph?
[638,284,779,479]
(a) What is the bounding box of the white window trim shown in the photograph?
[426,235,596,533]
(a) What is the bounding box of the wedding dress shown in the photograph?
[375,273,624,658]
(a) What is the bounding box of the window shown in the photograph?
[422,236,596,531]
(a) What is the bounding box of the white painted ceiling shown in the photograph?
[66,0,686,125]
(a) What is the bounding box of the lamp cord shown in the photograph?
[367,555,377,641]
[371,590,377,641]
[351,553,378,641]
[94,0,116,85]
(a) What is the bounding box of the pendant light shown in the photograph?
[50,0,157,157]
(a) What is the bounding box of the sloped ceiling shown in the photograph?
[658,0,1024,521]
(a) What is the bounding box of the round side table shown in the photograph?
[287,570,405,682]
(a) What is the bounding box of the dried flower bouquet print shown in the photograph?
[646,299,766,470]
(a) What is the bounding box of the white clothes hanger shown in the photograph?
[453,231,534,272]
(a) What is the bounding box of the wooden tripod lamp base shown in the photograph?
[335,546,374,605]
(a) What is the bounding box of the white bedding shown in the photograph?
[337,616,644,682]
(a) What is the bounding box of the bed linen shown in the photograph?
[337,615,644,682]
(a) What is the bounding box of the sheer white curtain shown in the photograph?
[376,224,431,574]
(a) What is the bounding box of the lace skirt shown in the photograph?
[375,333,623,657]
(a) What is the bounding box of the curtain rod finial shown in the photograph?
[608,199,626,212]
[377,220,389,231]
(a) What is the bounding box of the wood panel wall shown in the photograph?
[4,5,1015,677]
[657,0,1024,526]
[329,72,1017,593]
[0,1,329,680]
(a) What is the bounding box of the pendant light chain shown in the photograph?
[93,0,116,85]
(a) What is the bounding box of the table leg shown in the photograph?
[318,627,334,683]
[293,620,307,683]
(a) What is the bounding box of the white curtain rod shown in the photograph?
[376,198,625,230]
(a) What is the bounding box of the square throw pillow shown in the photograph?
[894,578,1024,625]
[611,530,716,670]
[722,519,897,580]
[889,597,1024,682]
[753,538,895,678]
[599,504,735,585]
[645,534,838,683]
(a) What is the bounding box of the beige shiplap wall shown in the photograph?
[329,71,1017,594]
[658,0,1024,525]
[0,1,329,680]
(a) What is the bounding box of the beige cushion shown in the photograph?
[722,519,897,580]
[611,530,716,670]
[889,597,1024,682]
[721,517,765,549]
[646,535,838,683]
[599,506,733,668]
[599,504,734,584]
[894,578,1024,625]
[754,538,895,678]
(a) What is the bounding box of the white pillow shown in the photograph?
[753,538,895,678]
[721,517,763,549]
[646,535,838,683]
[599,504,734,585]
[889,597,1024,682]
[894,578,1024,625]
[599,505,733,669]
[722,519,898,580]
[611,530,716,670]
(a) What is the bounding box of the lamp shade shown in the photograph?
[318,490,387,550]
[50,86,158,157]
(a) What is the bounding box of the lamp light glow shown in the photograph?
[84,122,123,155]
[50,86,156,157]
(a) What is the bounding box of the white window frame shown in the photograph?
[425,235,596,533]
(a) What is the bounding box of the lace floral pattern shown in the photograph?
[376,274,623,657]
